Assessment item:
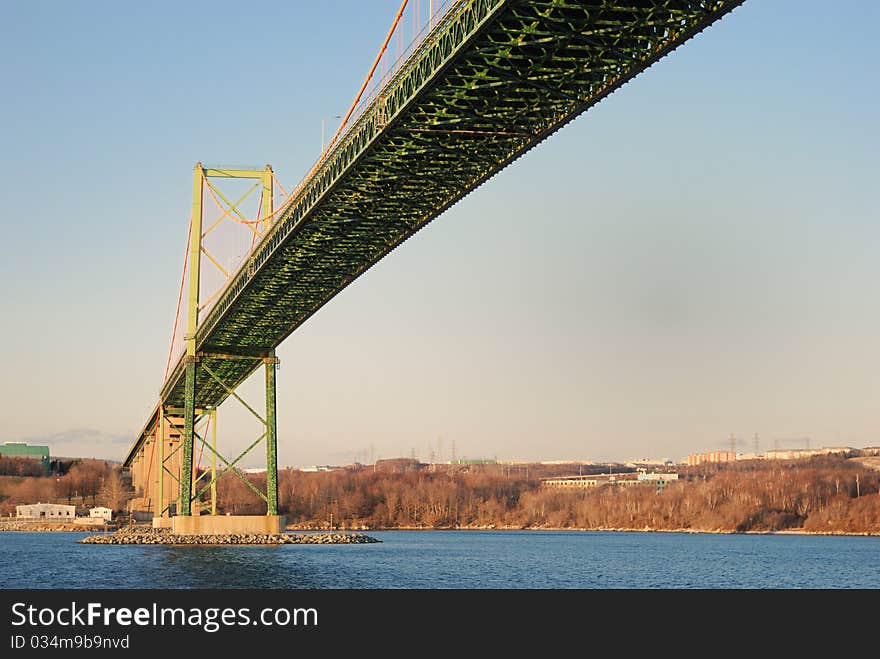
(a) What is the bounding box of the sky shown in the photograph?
[0,1,877,467]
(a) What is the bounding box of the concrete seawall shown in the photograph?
[170,515,285,535]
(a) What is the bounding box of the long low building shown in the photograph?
[543,476,605,488]
[637,472,679,482]
[764,447,853,460]
[16,502,75,519]
[543,473,678,489]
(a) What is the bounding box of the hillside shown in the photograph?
[219,456,880,535]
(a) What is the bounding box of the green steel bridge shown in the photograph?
[123,0,745,527]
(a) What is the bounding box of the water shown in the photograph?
[1,530,878,589]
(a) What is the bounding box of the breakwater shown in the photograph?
[79,528,379,545]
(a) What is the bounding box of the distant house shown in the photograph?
[89,507,113,521]
[16,502,75,519]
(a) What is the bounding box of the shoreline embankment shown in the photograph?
[287,523,880,537]
[3,518,876,538]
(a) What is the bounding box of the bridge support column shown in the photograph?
[210,407,217,515]
[155,404,165,519]
[180,357,196,516]
[265,352,278,516]
[179,162,203,517]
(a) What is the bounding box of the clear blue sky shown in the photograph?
[0,1,877,466]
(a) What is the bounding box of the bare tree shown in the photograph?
[98,468,131,512]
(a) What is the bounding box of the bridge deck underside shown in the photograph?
[153,0,742,414]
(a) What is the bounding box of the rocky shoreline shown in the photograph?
[0,520,110,532]
[78,528,379,545]
[292,523,880,537]
[6,518,876,538]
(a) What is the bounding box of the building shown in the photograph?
[0,442,50,473]
[543,474,648,489]
[611,477,644,487]
[89,507,113,521]
[637,472,679,482]
[687,451,736,467]
[764,447,853,460]
[16,503,75,519]
[627,459,675,467]
[543,476,603,488]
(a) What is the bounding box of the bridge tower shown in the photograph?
[153,163,281,531]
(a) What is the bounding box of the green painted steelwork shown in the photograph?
[192,432,268,504]
[204,168,272,180]
[178,161,203,517]
[180,359,196,516]
[127,0,744,473]
[186,165,203,359]
[265,353,278,516]
[210,408,217,515]
[158,0,744,410]
[170,165,279,515]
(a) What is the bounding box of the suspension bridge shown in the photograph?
[122,0,745,534]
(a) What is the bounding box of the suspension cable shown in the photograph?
[163,217,192,381]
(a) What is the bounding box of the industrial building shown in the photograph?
[543,476,604,488]
[16,502,75,519]
[89,507,113,521]
[688,446,858,465]
[763,447,853,460]
[0,442,50,473]
[687,450,736,466]
[542,473,677,489]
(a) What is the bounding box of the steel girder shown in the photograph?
[155,0,744,414]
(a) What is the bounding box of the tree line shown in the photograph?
[3,455,877,534]
[0,459,129,515]
[214,456,880,534]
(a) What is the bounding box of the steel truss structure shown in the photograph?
[124,0,745,517]
[127,165,279,518]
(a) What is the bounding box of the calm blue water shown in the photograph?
[1,530,878,589]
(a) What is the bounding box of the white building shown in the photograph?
[764,447,853,460]
[16,502,75,519]
[89,507,113,521]
[637,472,680,482]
